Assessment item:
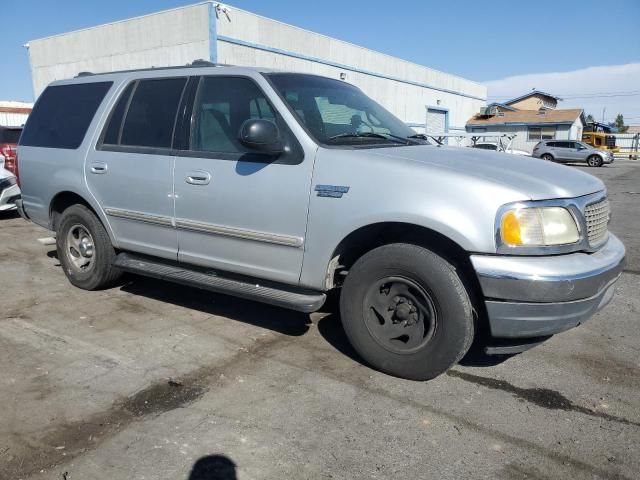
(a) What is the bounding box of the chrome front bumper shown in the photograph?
[0,183,20,211]
[471,234,625,338]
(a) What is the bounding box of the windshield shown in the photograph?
[266,73,424,147]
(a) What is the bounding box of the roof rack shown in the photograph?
[74,59,230,78]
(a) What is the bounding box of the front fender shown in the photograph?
[299,148,526,290]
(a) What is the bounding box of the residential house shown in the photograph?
[466,91,585,153]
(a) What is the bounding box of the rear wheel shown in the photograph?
[339,243,474,380]
[587,155,603,167]
[541,154,554,162]
[56,204,122,290]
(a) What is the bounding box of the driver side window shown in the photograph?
[190,77,277,154]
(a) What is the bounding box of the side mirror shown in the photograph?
[238,119,284,155]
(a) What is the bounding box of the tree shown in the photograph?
[614,114,629,133]
[586,113,595,123]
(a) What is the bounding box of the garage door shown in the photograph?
[426,108,447,136]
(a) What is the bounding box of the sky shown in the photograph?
[3,0,639,124]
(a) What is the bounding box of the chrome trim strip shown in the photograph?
[105,208,304,247]
[472,233,625,303]
[104,208,173,227]
[175,218,304,248]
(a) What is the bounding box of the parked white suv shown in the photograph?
[0,168,20,211]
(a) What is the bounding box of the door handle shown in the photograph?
[90,162,108,174]
[185,170,211,185]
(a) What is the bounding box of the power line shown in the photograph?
[488,90,640,99]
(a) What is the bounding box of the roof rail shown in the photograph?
[74,60,232,78]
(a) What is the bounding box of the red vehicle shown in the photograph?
[0,126,22,175]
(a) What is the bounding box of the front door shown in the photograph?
[87,77,188,260]
[173,75,314,284]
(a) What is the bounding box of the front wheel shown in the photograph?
[587,155,603,167]
[56,204,122,290]
[339,244,474,380]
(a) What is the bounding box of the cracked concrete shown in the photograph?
[0,160,638,479]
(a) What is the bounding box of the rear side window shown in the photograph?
[120,78,186,148]
[20,82,112,149]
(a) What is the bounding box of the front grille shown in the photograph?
[584,199,610,246]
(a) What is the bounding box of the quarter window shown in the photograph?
[119,78,187,148]
[190,77,277,154]
[102,82,135,145]
[528,126,556,141]
[20,82,112,149]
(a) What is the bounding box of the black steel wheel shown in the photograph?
[363,276,437,354]
[340,243,474,380]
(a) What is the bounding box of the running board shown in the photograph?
[113,252,326,313]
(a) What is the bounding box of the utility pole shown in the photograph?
[602,107,606,123]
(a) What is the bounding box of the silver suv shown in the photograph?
[532,140,614,167]
[15,64,625,380]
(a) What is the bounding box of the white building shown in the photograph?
[466,91,586,153]
[26,2,486,136]
[0,101,33,127]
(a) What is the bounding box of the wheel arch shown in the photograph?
[326,221,487,331]
[49,190,117,245]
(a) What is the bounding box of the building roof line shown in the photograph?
[217,36,487,101]
[28,1,212,44]
[504,90,562,105]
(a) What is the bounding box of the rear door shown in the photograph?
[556,141,580,162]
[173,74,314,284]
[88,77,187,260]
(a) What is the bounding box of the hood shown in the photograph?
[370,145,604,201]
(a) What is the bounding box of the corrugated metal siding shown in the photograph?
[0,112,29,127]
[28,3,211,96]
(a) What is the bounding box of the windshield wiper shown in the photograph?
[327,132,409,144]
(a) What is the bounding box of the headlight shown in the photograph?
[500,206,579,247]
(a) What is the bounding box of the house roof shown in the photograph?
[486,102,517,112]
[504,90,561,105]
[467,108,584,127]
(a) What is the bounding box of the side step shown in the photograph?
[113,252,326,313]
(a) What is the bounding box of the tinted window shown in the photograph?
[0,128,22,143]
[20,82,112,149]
[555,141,572,149]
[102,82,135,145]
[120,78,186,148]
[191,77,277,154]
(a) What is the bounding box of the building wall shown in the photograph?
[215,5,486,131]
[27,2,486,131]
[508,96,557,111]
[28,3,212,96]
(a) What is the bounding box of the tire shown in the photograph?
[587,155,603,167]
[541,154,554,162]
[339,243,474,380]
[56,204,122,290]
